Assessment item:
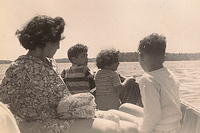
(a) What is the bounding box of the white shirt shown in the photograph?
[139,67,182,133]
[0,102,21,133]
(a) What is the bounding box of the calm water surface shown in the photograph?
[0,61,200,109]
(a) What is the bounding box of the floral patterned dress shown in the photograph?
[0,55,95,133]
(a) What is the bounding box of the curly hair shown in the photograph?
[16,15,65,50]
[138,33,166,56]
[96,49,120,69]
[67,44,88,62]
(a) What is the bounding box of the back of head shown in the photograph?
[96,49,119,69]
[16,15,65,50]
[138,33,166,57]
[67,44,88,62]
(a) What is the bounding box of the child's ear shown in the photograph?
[157,55,165,63]
[163,54,166,61]
[161,54,166,62]
[71,57,77,63]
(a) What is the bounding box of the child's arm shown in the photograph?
[85,67,96,89]
[88,77,96,89]
[114,76,136,94]
[138,77,162,133]
[112,73,125,94]
[113,84,124,95]
[119,74,126,82]
[60,69,66,79]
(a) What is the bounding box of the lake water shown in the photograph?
[0,61,200,109]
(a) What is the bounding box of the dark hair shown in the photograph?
[67,44,88,62]
[16,15,65,50]
[138,33,166,56]
[96,49,120,69]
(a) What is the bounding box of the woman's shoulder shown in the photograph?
[5,55,51,80]
[10,55,42,69]
[4,56,28,77]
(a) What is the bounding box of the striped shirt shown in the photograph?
[95,69,121,110]
[61,65,95,94]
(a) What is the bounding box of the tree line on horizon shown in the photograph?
[0,52,200,64]
[118,52,200,62]
[55,52,200,63]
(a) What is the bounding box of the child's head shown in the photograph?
[96,49,120,71]
[138,33,166,72]
[68,44,88,66]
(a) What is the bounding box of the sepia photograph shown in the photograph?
[0,0,200,133]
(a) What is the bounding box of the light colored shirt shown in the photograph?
[0,102,20,133]
[139,67,182,133]
[95,69,121,110]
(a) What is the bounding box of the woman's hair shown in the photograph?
[138,33,166,56]
[67,44,88,62]
[96,49,120,69]
[16,15,65,50]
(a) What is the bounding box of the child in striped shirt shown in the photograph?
[95,49,141,110]
[61,44,95,94]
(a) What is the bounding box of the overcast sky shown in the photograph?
[0,0,200,60]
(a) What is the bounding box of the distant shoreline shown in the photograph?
[55,52,200,63]
[1,60,200,65]
[0,60,12,64]
[1,52,200,64]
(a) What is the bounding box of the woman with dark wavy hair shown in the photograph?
[0,15,139,133]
